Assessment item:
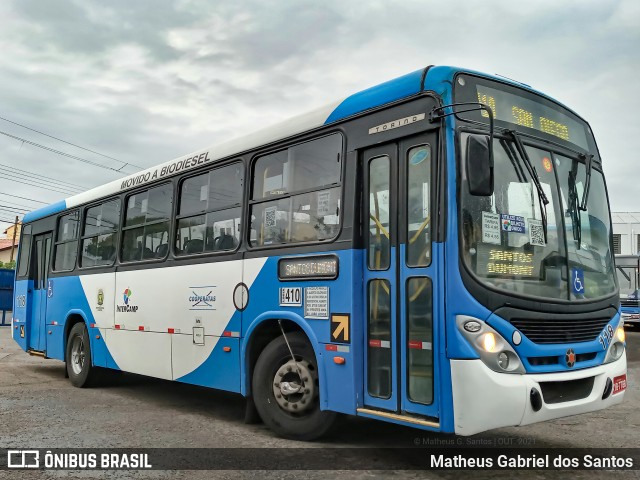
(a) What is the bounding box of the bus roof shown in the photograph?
[23,65,564,224]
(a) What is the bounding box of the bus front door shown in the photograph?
[362,133,441,423]
[28,232,52,352]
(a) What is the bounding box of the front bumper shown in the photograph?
[451,355,627,436]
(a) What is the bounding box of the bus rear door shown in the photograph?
[361,133,441,424]
[28,232,53,352]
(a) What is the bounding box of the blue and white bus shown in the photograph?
[12,65,627,439]
[616,255,639,327]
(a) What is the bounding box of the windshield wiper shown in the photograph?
[579,153,593,211]
[568,168,582,247]
[505,130,549,243]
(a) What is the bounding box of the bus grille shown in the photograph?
[510,318,610,344]
[621,299,639,308]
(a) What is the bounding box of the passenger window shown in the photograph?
[175,163,243,256]
[53,211,80,271]
[250,134,342,247]
[121,183,173,262]
[80,199,120,267]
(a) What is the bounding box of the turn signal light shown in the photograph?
[333,356,345,365]
[616,327,625,343]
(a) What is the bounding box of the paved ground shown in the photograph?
[0,325,638,479]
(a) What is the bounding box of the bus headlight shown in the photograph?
[482,332,496,352]
[604,321,626,364]
[456,315,525,374]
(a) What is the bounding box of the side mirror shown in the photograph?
[466,134,494,196]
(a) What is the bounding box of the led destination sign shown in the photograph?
[476,244,539,279]
[454,75,594,152]
[278,255,339,281]
[475,85,588,149]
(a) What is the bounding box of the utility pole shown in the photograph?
[9,216,18,262]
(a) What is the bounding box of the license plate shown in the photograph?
[613,374,627,395]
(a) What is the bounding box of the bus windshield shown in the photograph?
[460,135,616,301]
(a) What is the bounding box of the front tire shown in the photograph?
[252,332,336,440]
[65,322,97,387]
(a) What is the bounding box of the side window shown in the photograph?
[121,183,173,262]
[250,133,342,247]
[80,198,120,267]
[175,162,243,256]
[53,211,79,271]
[406,145,431,267]
[17,228,32,278]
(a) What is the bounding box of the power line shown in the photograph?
[0,163,88,190]
[0,173,79,196]
[0,115,144,170]
[0,169,80,194]
[0,192,48,205]
[0,204,30,213]
[0,129,140,174]
[0,167,83,194]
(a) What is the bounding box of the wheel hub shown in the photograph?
[70,336,85,375]
[272,359,317,413]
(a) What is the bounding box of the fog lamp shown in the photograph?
[497,352,509,370]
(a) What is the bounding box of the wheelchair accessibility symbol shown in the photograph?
[572,268,585,295]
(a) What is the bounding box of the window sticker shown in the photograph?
[481,211,501,245]
[542,157,553,172]
[317,190,331,216]
[63,222,69,236]
[528,218,545,246]
[264,206,277,228]
[500,214,526,234]
[96,214,102,228]
[141,198,148,214]
[422,183,429,218]
[572,268,585,295]
[128,196,136,210]
[200,185,208,202]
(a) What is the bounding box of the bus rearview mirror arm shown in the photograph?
[429,103,494,196]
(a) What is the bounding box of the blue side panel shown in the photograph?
[23,200,67,223]
[324,69,425,124]
[46,324,65,360]
[43,275,120,369]
[175,337,241,392]
[239,249,359,415]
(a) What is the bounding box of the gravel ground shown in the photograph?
[1,326,638,479]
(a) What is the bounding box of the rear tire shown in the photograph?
[65,322,97,387]
[252,332,336,440]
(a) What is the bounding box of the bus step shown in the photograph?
[27,350,46,358]
[356,408,439,428]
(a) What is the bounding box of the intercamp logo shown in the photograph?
[7,450,40,468]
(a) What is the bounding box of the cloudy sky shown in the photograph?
[0,0,638,231]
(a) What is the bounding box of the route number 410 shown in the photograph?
[279,287,302,307]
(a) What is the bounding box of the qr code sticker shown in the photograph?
[528,219,545,246]
[264,206,277,228]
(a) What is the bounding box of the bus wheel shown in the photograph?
[66,323,96,388]
[252,332,336,440]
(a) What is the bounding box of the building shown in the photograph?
[0,238,18,264]
[4,221,21,241]
[612,212,640,255]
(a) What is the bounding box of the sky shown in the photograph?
[0,0,638,232]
